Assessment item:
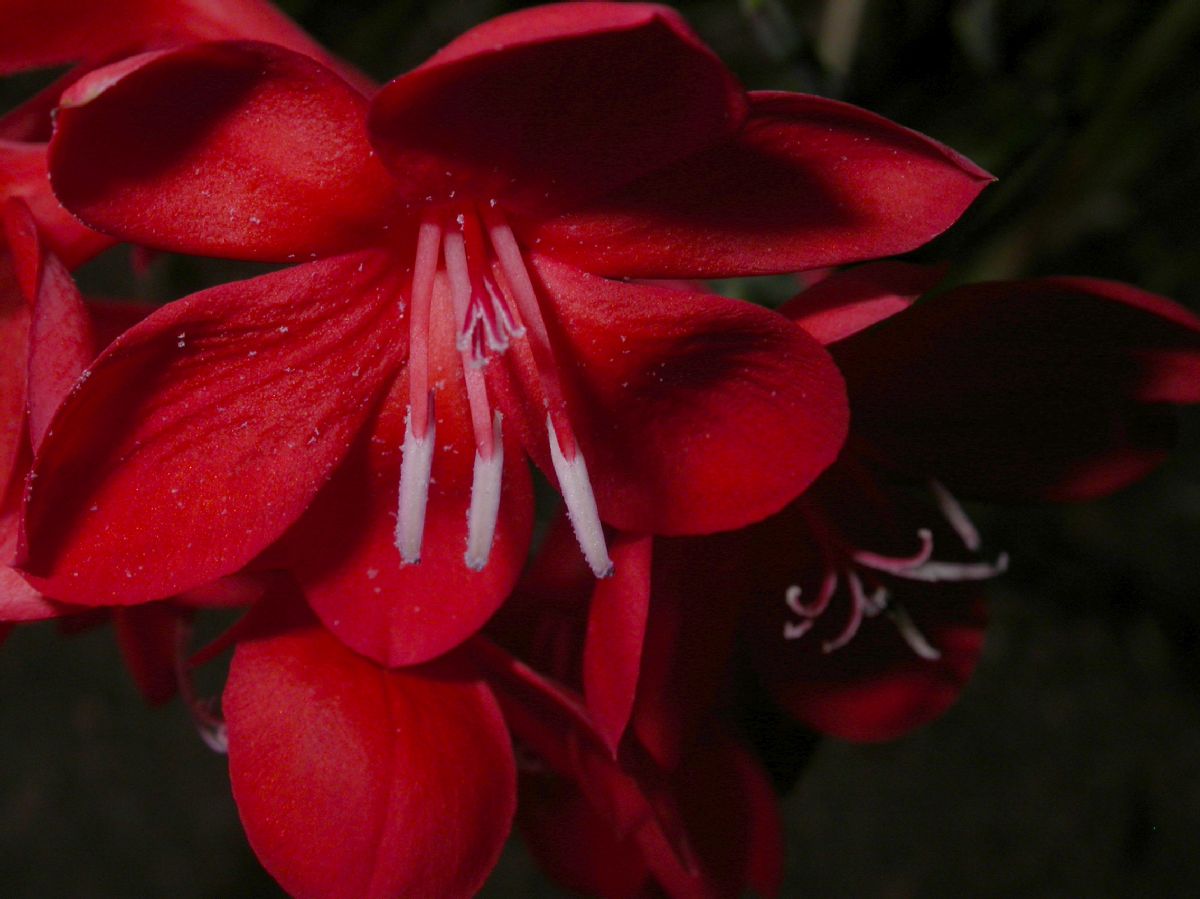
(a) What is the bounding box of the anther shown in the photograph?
[465,411,504,571]
[395,394,436,564]
[548,414,613,578]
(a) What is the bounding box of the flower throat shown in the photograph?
[396,203,614,578]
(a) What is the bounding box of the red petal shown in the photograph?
[225,622,515,899]
[50,42,396,262]
[367,3,745,215]
[289,277,532,667]
[494,256,848,534]
[632,534,749,771]
[837,277,1200,501]
[2,473,65,621]
[518,771,650,899]
[113,601,181,705]
[531,91,992,278]
[19,252,405,605]
[0,143,109,269]
[0,249,30,497]
[583,532,652,756]
[639,731,783,899]
[781,261,943,345]
[0,0,360,76]
[17,227,96,452]
[85,298,153,348]
[0,564,65,622]
[766,588,987,743]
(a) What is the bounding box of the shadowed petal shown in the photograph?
[531,92,991,278]
[50,42,396,262]
[837,277,1200,501]
[368,2,744,216]
[493,256,848,534]
[0,143,111,268]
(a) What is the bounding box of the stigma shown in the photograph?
[394,203,613,577]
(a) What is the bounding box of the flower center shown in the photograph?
[782,480,1008,659]
[395,203,614,577]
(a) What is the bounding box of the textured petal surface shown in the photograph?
[19,252,405,605]
[368,2,744,215]
[226,619,515,899]
[531,91,991,278]
[781,261,943,345]
[50,42,395,262]
[837,277,1200,501]
[493,256,848,534]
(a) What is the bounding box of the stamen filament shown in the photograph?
[900,553,1009,583]
[930,480,982,551]
[854,528,935,573]
[481,205,574,450]
[823,570,869,653]
[444,225,497,458]
[548,414,613,578]
[484,205,613,578]
[886,603,942,661]
[407,214,442,439]
[396,396,436,564]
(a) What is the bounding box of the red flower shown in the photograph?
[483,516,782,899]
[741,263,1200,741]
[19,4,986,665]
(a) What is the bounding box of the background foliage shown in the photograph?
[3,1,1199,895]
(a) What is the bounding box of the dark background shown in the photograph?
[3,1,1199,895]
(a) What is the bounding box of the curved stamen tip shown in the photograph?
[395,394,437,565]
[547,414,613,578]
[887,603,942,661]
[465,412,505,571]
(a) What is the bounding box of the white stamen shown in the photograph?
[783,619,814,640]
[887,603,942,661]
[785,584,806,617]
[900,552,1009,583]
[395,396,436,564]
[930,479,982,552]
[547,414,613,578]
[823,569,868,654]
[465,412,504,571]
